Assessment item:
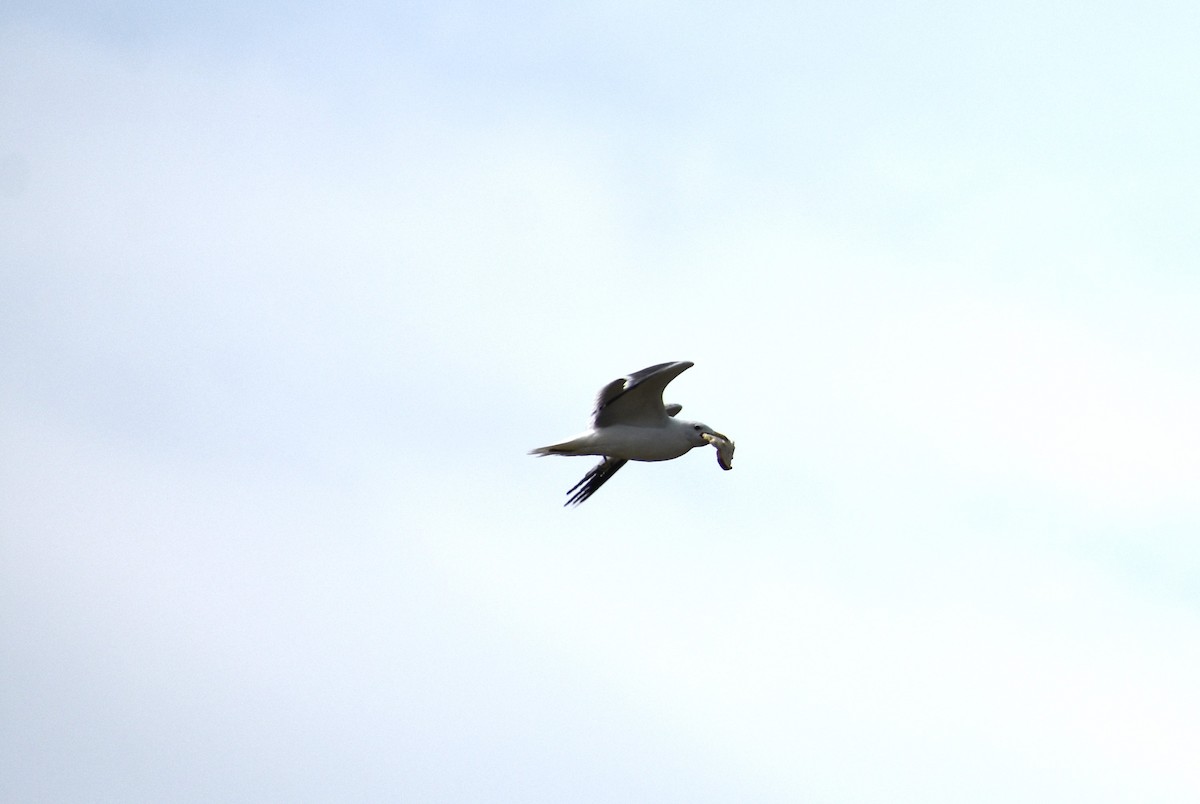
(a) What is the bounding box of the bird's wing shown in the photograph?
[592,361,694,428]
[565,457,628,506]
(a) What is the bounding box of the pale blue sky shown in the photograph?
[3,2,1199,802]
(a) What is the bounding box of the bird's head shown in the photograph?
[685,421,728,448]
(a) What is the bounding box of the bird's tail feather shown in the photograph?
[529,436,590,457]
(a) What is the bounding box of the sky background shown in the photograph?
[3,2,1200,802]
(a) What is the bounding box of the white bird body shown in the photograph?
[530,361,733,505]
[533,421,703,462]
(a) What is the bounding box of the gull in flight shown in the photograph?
[530,361,735,506]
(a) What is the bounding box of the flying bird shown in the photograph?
[530,361,734,506]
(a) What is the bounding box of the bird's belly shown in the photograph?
[597,425,692,462]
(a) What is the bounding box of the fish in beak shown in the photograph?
[701,432,735,471]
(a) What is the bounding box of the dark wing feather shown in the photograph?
[593,361,693,428]
[565,457,628,506]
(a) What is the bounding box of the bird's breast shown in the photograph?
[594,424,694,462]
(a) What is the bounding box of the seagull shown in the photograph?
[530,361,734,506]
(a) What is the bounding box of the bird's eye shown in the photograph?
[693,425,702,431]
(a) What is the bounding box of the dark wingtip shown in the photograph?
[563,458,628,506]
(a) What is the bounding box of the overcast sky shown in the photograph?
[3,2,1199,802]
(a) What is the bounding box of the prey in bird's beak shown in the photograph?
[701,432,735,471]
